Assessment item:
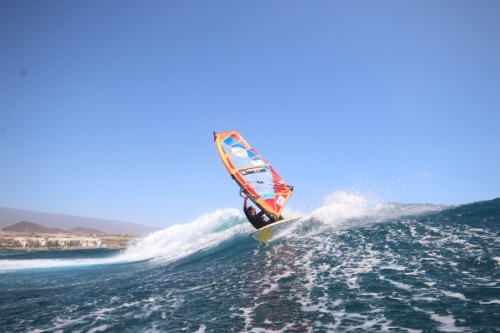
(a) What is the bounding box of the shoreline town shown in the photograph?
[0,231,138,251]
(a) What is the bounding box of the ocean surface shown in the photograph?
[1,194,499,332]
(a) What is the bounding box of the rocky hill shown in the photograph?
[3,221,64,234]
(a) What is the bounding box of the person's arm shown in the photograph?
[243,197,248,210]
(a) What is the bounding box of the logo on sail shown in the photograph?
[240,167,266,175]
[232,147,248,158]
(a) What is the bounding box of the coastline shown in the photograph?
[0,231,139,251]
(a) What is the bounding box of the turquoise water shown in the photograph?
[1,197,499,332]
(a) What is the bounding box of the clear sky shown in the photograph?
[1,1,499,228]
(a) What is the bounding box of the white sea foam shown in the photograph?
[308,190,446,228]
[0,257,122,272]
[380,276,413,290]
[309,191,375,224]
[87,325,108,333]
[479,300,500,305]
[442,291,468,301]
[193,324,206,333]
[116,208,246,263]
[413,307,467,332]
[493,257,500,267]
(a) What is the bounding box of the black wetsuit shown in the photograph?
[244,208,269,229]
[243,199,279,229]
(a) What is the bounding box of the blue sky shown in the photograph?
[1,1,499,228]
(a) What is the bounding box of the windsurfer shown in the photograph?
[243,197,279,229]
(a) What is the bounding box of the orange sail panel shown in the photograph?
[213,131,294,218]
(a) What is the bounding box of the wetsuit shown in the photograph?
[243,198,278,229]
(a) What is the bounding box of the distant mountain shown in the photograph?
[3,221,64,234]
[68,227,106,235]
[0,207,159,235]
[2,221,105,235]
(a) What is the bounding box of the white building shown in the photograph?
[14,237,27,247]
[12,236,101,248]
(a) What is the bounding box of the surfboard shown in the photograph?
[213,130,301,241]
[250,216,302,242]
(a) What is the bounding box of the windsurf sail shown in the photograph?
[213,130,294,219]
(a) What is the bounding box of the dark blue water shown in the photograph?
[1,196,499,332]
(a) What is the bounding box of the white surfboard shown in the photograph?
[249,216,302,243]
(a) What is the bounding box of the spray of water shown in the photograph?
[308,190,446,229]
[115,208,245,263]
